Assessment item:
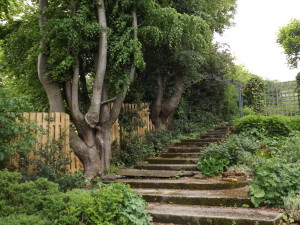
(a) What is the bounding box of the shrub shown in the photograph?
[0,170,152,225]
[249,159,300,207]
[58,183,152,225]
[234,115,298,137]
[0,87,36,169]
[197,134,260,177]
[112,130,174,167]
[0,214,46,225]
[0,170,64,217]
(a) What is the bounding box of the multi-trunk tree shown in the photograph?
[1,0,238,179]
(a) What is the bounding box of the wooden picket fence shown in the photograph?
[8,104,154,173]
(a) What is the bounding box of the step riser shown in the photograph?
[143,195,252,207]
[159,153,201,158]
[181,138,223,143]
[150,214,280,225]
[136,165,198,171]
[123,182,247,190]
[147,159,198,164]
[174,143,209,147]
[168,148,204,153]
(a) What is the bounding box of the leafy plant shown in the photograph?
[249,160,300,207]
[0,87,37,169]
[0,170,152,224]
[197,157,230,177]
[234,115,297,137]
[283,192,300,223]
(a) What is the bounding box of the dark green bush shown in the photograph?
[58,183,152,225]
[0,214,46,225]
[234,115,300,137]
[0,170,64,217]
[112,130,174,167]
[0,170,152,225]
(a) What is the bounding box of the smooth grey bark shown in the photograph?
[151,74,185,130]
[37,0,138,179]
[38,0,64,112]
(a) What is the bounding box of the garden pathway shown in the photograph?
[105,126,283,225]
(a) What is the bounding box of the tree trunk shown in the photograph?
[151,74,184,130]
[38,0,64,112]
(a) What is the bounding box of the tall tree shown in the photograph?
[277,18,300,69]
[141,0,237,129]
[2,0,233,179]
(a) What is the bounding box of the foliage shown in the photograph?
[23,132,85,192]
[277,18,300,69]
[57,183,152,225]
[197,134,260,177]
[243,77,265,113]
[0,214,46,225]
[0,170,64,218]
[197,157,229,177]
[0,170,152,224]
[234,115,298,137]
[0,87,36,169]
[283,193,300,223]
[249,160,300,207]
[112,129,174,167]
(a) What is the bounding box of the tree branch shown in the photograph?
[86,0,107,125]
[38,0,65,112]
[71,56,83,120]
[109,9,138,124]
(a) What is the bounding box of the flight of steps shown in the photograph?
[104,126,282,225]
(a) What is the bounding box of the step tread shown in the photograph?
[113,178,248,185]
[136,164,198,171]
[117,169,196,178]
[134,186,250,200]
[147,203,282,224]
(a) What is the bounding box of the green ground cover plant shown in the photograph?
[0,170,152,225]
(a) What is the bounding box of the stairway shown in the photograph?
[105,126,282,225]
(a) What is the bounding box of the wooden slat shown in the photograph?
[7,104,154,174]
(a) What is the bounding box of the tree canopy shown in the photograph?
[0,0,237,179]
[277,18,300,69]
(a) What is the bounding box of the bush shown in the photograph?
[0,170,152,225]
[249,159,300,207]
[0,87,36,169]
[58,183,152,225]
[234,115,297,137]
[0,214,46,225]
[112,130,174,167]
[197,134,260,177]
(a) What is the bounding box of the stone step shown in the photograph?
[147,203,282,225]
[159,153,201,158]
[136,164,198,171]
[134,187,252,207]
[117,169,196,178]
[110,178,249,190]
[199,135,226,140]
[173,142,210,147]
[180,138,223,143]
[146,158,199,164]
[167,147,205,153]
